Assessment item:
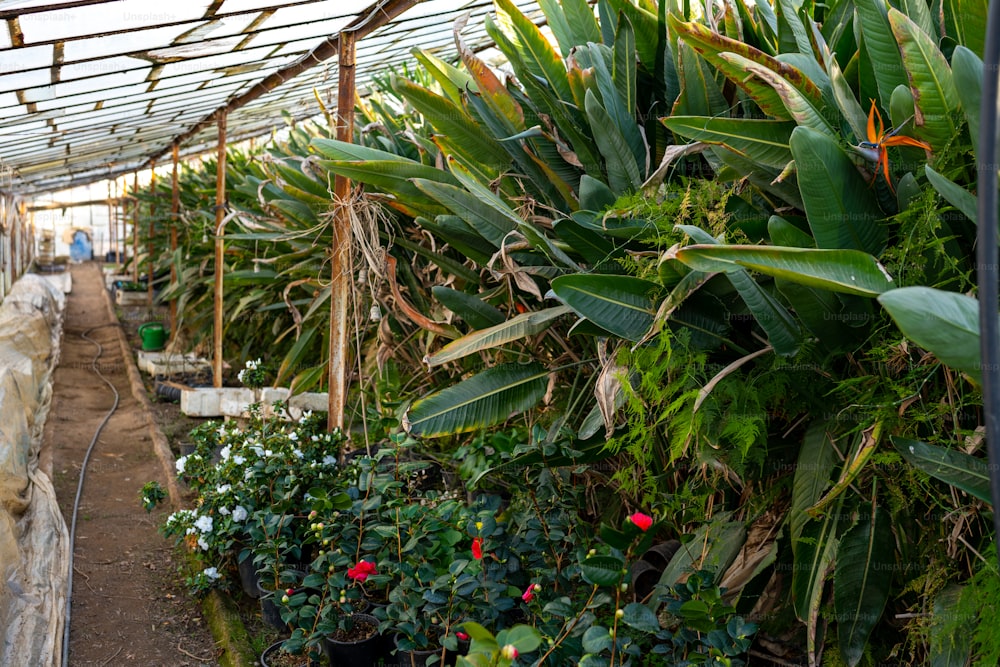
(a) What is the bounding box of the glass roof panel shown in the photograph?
[242,17,350,48]
[59,56,152,81]
[62,25,194,62]
[0,44,50,75]
[218,0,332,12]
[19,1,212,44]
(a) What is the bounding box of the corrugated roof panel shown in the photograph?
[18,1,212,44]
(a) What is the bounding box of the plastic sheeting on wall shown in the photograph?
[0,273,69,666]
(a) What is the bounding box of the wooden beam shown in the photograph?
[148,160,156,305]
[146,0,421,168]
[170,143,180,340]
[28,197,132,212]
[132,173,139,282]
[213,111,228,389]
[328,30,356,433]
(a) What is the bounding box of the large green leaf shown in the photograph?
[877,287,982,381]
[789,422,839,554]
[426,306,573,366]
[551,274,657,341]
[925,165,977,223]
[834,504,895,667]
[403,363,549,437]
[952,46,983,150]
[431,287,506,330]
[677,225,802,356]
[792,509,841,659]
[661,116,796,169]
[942,0,987,58]
[855,0,908,111]
[892,436,992,503]
[669,15,824,119]
[789,126,886,253]
[674,245,895,297]
[929,584,972,667]
[672,40,729,117]
[494,0,575,103]
[412,179,518,248]
[888,8,959,152]
[585,89,643,192]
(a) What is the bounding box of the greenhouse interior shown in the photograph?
[0,0,997,665]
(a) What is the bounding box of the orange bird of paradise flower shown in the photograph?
[855,100,932,192]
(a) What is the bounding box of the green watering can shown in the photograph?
[138,322,167,351]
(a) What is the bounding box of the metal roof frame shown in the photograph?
[0,0,545,197]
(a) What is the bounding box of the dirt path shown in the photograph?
[43,263,219,666]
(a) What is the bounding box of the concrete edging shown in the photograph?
[98,285,256,667]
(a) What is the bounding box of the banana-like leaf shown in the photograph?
[952,46,983,150]
[391,76,506,178]
[929,584,973,666]
[925,165,977,223]
[316,160,449,212]
[673,245,895,297]
[585,89,643,192]
[425,306,573,366]
[828,54,869,144]
[553,218,623,267]
[672,40,730,117]
[276,326,319,386]
[720,53,836,137]
[669,15,825,119]
[494,0,575,103]
[834,503,895,667]
[899,0,935,37]
[403,362,549,437]
[888,9,959,152]
[412,179,517,248]
[792,509,841,663]
[892,436,992,503]
[855,0,908,110]
[942,0,987,58]
[790,422,839,554]
[677,225,802,356]
[661,116,796,169]
[551,274,658,341]
[789,126,886,254]
[432,286,506,330]
[877,287,982,382]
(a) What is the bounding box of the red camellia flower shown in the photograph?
[471,537,483,560]
[521,584,535,603]
[628,512,654,532]
[455,631,470,641]
[347,560,377,581]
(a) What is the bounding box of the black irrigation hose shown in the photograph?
[61,324,122,667]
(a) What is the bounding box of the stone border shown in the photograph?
[97,283,256,667]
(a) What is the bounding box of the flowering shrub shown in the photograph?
[236,357,269,388]
[158,404,344,592]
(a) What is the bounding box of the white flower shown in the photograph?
[244,468,254,480]
[322,455,338,467]
[292,449,303,459]
[237,369,246,383]
[194,515,214,534]
[197,536,209,551]
[216,484,231,494]
[203,567,221,581]
[232,505,248,522]
[251,445,264,457]
[175,455,189,474]
[219,506,231,516]
[288,431,299,442]
[233,454,246,465]
[220,445,231,461]
[311,435,319,442]
[299,410,313,423]
[264,449,273,457]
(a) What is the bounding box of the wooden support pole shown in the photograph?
[148,160,157,305]
[328,31,356,433]
[132,172,139,281]
[213,111,228,389]
[170,142,180,340]
[107,179,114,262]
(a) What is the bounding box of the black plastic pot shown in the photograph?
[321,613,383,666]
[257,582,286,631]
[260,640,318,667]
[238,552,261,599]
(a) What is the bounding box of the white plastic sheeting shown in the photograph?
[0,273,69,667]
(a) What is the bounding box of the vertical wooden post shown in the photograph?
[107,179,114,262]
[213,111,228,389]
[148,161,157,305]
[170,142,180,340]
[328,32,356,433]
[132,173,139,281]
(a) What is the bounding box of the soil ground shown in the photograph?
[43,263,220,666]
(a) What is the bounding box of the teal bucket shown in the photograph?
[138,322,167,351]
